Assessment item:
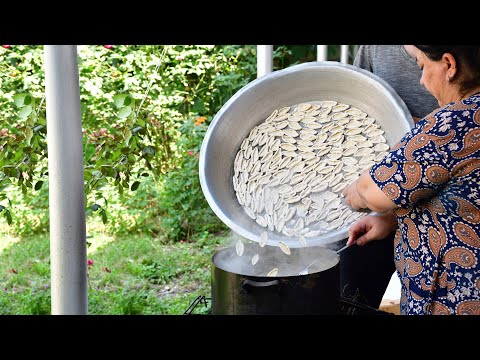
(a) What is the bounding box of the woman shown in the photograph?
[340,45,439,310]
[342,46,480,315]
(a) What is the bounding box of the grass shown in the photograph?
[0,231,229,315]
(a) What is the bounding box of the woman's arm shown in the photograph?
[342,170,399,213]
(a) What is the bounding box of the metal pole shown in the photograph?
[317,45,328,61]
[340,45,349,64]
[44,45,87,315]
[256,45,273,78]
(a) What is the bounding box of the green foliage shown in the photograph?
[0,45,256,242]
[0,92,47,225]
[19,289,51,315]
[0,46,45,117]
[157,116,227,241]
[83,91,160,224]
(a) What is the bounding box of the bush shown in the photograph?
[157,116,227,241]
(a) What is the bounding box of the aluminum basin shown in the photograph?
[199,61,414,248]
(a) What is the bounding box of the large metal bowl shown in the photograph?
[199,61,414,248]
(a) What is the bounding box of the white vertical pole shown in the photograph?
[340,45,349,63]
[44,45,87,315]
[317,45,328,61]
[256,45,273,78]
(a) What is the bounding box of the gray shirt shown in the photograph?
[354,45,439,119]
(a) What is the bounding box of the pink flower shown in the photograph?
[99,128,107,135]
[0,128,7,136]
[87,259,94,266]
[103,45,113,49]
[176,55,184,61]
[187,151,193,156]
[2,45,11,49]
[180,240,184,244]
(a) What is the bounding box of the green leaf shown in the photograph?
[25,127,34,144]
[141,172,149,177]
[124,127,132,145]
[5,210,12,225]
[34,181,44,190]
[18,105,33,118]
[113,94,127,108]
[21,183,27,195]
[23,94,33,106]
[127,154,136,164]
[3,166,19,178]
[100,166,117,178]
[142,146,155,156]
[130,181,140,191]
[123,95,133,107]
[91,203,100,211]
[100,209,107,224]
[118,106,132,119]
[13,93,28,107]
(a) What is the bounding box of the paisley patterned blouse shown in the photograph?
[370,93,480,315]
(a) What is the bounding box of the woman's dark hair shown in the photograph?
[415,45,480,97]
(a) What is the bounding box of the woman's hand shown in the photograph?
[342,182,367,210]
[342,171,399,213]
[347,212,398,246]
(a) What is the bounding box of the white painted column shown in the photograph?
[340,45,349,64]
[317,45,328,61]
[44,45,87,315]
[256,45,273,78]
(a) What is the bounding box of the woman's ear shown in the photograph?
[443,53,457,82]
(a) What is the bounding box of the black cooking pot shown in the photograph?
[211,243,340,315]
